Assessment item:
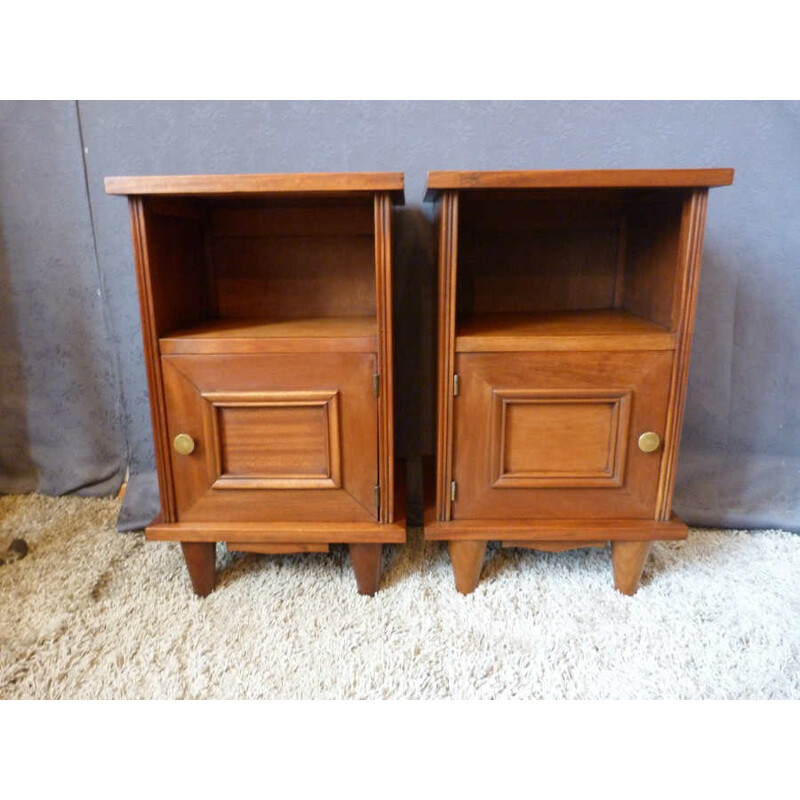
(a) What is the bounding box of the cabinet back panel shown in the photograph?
[209,204,376,319]
[211,205,373,237]
[456,190,687,327]
[457,194,621,315]
[213,234,376,318]
[458,228,620,315]
[460,191,624,231]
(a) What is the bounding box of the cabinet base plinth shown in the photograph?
[150,516,404,595]
[424,513,687,542]
[146,519,406,545]
[227,542,330,554]
[503,540,606,552]
[426,514,685,594]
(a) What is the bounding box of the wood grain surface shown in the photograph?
[425,168,733,199]
[106,172,405,202]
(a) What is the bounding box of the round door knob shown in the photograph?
[173,433,196,455]
[638,431,661,453]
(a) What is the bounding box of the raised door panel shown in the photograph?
[491,387,631,489]
[452,351,672,519]
[203,389,342,490]
[161,353,378,522]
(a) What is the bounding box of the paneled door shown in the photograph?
[451,351,672,520]
[161,352,378,523]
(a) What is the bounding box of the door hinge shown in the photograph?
[373,484,380,509]
[453,373,460,396]
[373,373,380,398]
[450,480,457,502]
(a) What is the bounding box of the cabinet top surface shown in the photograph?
[105,172,405,202]
[425,168,734,199]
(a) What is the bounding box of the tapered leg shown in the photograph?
[449,540,488,595]
[611,540,651,596]
[180,542,217,597]
[349,543,383,596]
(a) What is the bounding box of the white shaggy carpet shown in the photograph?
[1,493,798,699]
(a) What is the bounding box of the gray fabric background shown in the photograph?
[1,101,798,531]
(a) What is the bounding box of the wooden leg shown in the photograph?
[349,543,383,596]
[449,540,488,595]
[180,542,216,597]
[611,540,651,596]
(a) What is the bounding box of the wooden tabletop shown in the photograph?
[105,172,405,203]
[425,168,734,200]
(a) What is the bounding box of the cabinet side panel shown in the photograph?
[655,189,709,519]
[436,192,459,520]
[622,195,685,329]
[129,198,176,522]
[375,193,394,522]
[142,203,207,335]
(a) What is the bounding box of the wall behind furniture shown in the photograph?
[0,101,125,497]
[2,101,799,531]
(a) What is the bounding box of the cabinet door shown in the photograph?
[452,351,672,520]
[161,353,378,522]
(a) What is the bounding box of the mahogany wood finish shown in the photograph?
[180,542,217,596]
[424,513,687,541]
[146,516,407,544]
[228,542,329,554]
[435,192,459,523]
[109,173,404,595]
[160,316,377,355]
[504,541,605,553]
[426,168,733,595]
[106,172,404,201]
[448,540,488,594]
[453,351,672,519]
[455,310,675,353]
[611,540,652,596]
[425,169,733,198]
[348,543,384,596]
[161,353,375,520]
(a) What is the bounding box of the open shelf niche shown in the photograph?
[137,193,381,355]
[454,188,688,352]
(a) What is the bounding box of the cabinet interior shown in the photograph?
[455,188,687,350]
[141,194,378,349]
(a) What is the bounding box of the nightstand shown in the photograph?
[106,173,405,595]
[424,169,733,594]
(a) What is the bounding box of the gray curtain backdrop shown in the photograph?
[1,101,798,531]
[0,101,125,497]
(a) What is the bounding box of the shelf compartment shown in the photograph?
[159,316,377,355]
[455,310,676,353]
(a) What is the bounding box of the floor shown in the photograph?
[1,493,798,699]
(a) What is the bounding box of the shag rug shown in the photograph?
[1,493,798,699]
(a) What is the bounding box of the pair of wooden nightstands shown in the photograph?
[107,168,733,598]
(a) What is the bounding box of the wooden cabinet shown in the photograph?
[425,169,734,595]
[106,173,405,596]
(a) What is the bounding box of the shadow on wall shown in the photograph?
[0,213,36,493]
[391,205,437,527]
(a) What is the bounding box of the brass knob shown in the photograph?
[173,433,195,455]
[638,432,661,453]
